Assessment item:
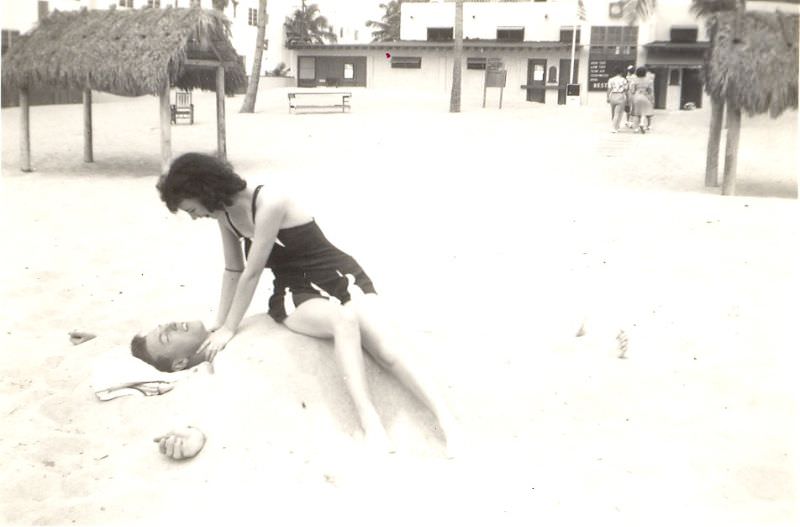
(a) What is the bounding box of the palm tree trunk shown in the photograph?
[240,0,267,113]
[705,96,724,187]
[721,104,741,195]
[449,0,463,113]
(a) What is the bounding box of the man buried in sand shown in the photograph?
[130,321,211,460]
[130,318,462,460]
[148,153,462,457]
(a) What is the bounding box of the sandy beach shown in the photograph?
[1,87,797,525]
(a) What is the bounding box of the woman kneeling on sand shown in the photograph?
[143,152,460,456]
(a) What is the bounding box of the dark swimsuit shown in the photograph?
[224,185,376,322]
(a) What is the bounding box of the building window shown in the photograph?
[427,27,453,42]
[119,0,133,7]
[466,57,486,70]
[588,26,638,91]
[670,26,698,43]
[669,68,681,86]
[548,66,557,83]
[496,27,524,42]
[147,0,161,7]
[344,63,354,80]
[248,8,258,26]
[559,28,580,44]
[2,29,20,55]
[391,56,421,69]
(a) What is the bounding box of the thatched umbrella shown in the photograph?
[703,9,798,195]
[1,7,246,173]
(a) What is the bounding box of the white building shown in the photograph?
[288,0,799,109]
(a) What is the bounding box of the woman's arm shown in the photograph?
[221,194,287,332]
[213,221,246,329]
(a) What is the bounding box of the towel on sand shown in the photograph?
[89,346,191,401]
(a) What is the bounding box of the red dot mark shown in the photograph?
[385,52,391,59]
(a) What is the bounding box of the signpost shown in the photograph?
[483,58,507,109]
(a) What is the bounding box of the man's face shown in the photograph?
[144,321,209,371]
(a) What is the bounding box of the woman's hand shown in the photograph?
[196,326,235,364]
[153,426,206,460]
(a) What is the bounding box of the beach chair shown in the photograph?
[170,91,194,125]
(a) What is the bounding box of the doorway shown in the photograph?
[297,57,316,87]
[557,59,579,105]
[680,68,703,109]
[526,59,547,103]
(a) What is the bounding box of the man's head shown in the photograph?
[130,321,209,372]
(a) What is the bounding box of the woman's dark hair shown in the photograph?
[635,66,647,78]
[157,153,247,213]
[130,335,175,372]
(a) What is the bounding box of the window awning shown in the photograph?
[644,40,710,51]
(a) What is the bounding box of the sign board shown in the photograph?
[588,59,608,91]
[485,70,507,88]
[588,59,633,91]
[486,58,504,72]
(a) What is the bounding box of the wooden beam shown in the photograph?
[184,58,238,68]
[216,65,226,160]
[722,105,741,196]
[160,81,172,174]
[83,89,94,163]
[20,87,32,172]
[705,96,724,187]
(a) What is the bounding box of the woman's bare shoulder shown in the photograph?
[253,181,312,226]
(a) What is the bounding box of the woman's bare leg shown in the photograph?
[348,294,463,457]
[283,298,391,451]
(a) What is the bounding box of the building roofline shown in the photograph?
[288,40,580,51]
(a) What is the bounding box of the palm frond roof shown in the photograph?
[1,7,246,96]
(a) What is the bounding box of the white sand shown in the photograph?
[1,87,797,525]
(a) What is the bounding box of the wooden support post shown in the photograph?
[721,105,741,196]
[83,89,93,163]
[159,82,172,175]
[705,96,724,187]
[216,65,226,160]
[20,87,32,172]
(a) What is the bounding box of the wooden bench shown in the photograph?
[170,91,194,125]
[288,91,351,114]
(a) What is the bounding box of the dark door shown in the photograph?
[652,67,668,110]
[526,59,547,103]
[680,68,703,109]
[557,59,579,105]
[297,56,316,87]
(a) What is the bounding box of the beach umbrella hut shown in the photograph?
[703,9,798,195]
[1,7,247,173]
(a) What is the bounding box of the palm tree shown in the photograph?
[211,0,228,10]
[284,1,337,46]
[366,1,402,42]
[240,0,266,113]
[449,0,463,113]
[622,0,657,24]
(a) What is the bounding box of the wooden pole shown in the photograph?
[159,82,172,174]
[19,87,32,172]
[705,96,724,187]
[721,105,741,196]
[449,0,463,113]
[83,89,93,163]
[216,65,226,160]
